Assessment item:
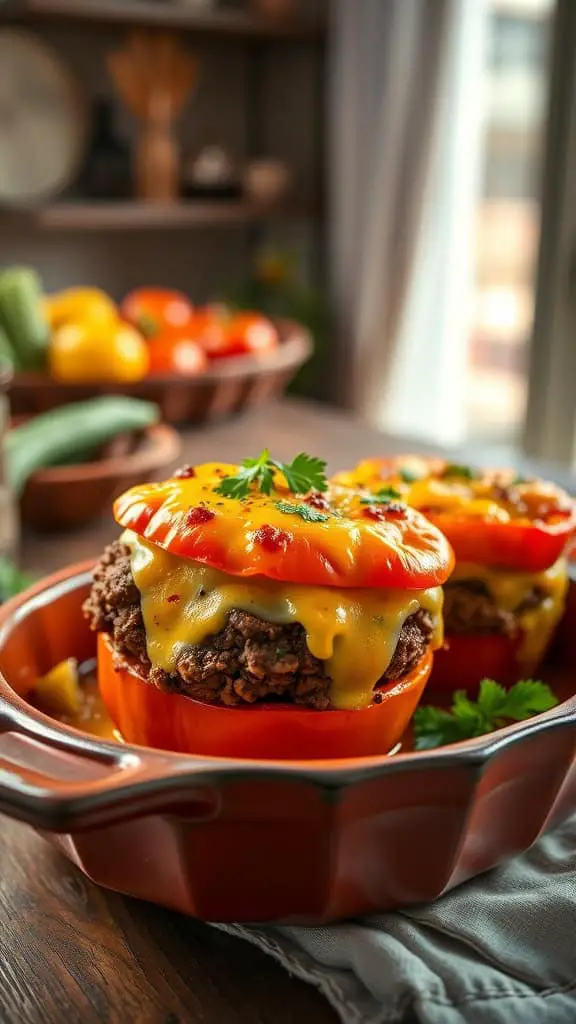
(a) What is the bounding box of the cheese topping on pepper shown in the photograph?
[449,558,568,666]
[124,530,444,711]
[333,457,573,526]
[114,462,454,590]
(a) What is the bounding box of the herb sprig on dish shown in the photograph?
[413,679,558,750]
[215,450,328,499]
[275,501,329,523]
[440,463,479,481]
[359,485,402,505]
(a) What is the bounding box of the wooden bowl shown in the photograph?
[9,319,312,425]
[20,422,181,532]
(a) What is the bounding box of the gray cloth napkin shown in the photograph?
[216,813,576,1024]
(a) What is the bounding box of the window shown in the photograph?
[466,0,555,443]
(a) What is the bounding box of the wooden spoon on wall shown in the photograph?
[107,31,198,201]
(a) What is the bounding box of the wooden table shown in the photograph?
[0,398,552,1023]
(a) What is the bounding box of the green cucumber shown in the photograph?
[0,267,49,371]
[5,396,160,496]
[0,557,33,602]
[0,323,17,371]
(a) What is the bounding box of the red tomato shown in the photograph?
[121,288,194,338]
[186,305,227,338]
[113,465,455,589]
[147,332,208,377]
[198,310,278,359]
[428,632,526,696]
[97,633,432,760]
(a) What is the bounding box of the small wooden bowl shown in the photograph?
[20,422,181,532]
[9,319,312,425]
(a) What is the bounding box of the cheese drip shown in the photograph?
[449,557,568,666]
[124,530,443,710]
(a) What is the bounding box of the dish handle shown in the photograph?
[0,698,222,832]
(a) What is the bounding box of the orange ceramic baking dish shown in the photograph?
[0,563,574,924]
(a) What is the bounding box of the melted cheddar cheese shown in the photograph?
[450,558,568,665]
[124,530,444,711]
[114,463,454,591]
[333,456,573,526]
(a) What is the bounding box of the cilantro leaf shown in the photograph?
[214,449,328,499]
[360,485,401,505]
[473,679,508,718]
[215,449,275,498]
[277,453,328,495]
[214,476,252,499]
[275,501,329,523]
[412,705,477,749]
[496,679,558,719]
[413,678,558,750]
[441,463,478,481]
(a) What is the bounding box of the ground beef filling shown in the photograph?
[443,580,546,637]
[84,540,433,710]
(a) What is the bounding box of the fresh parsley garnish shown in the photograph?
[215,450,328,499]
[281,453,328,495]
[360,485,401,505]
[275,501,329,523]
[441,463,478,481]
[511,473,532,486]
[215,449,275,498]
[413,679,558,750]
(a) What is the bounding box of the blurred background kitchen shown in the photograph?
[0,0,575,553]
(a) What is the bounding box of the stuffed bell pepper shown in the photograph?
[333,456,576,692]
[83,451,453,760]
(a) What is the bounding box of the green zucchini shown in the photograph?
[0,323,17,371]
[0,267,49,371]
[5,396,160,496]
[0,557,33,602]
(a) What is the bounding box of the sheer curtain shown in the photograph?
[523,0,576,466]
[328,0,487,446]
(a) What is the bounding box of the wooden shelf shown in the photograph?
[1,0,326,39]
[4,199,318,231]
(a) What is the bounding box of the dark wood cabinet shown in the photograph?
[0,2,327,301]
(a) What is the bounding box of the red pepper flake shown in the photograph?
[173,465,196,479]
[167,594,180,604]
[533,502,571,523]
[363,502,406,522]
[362,505,387,522]
[386,502,407,519]
[186,506,216,526]
[306,491,330,512]
[254,524,291,552]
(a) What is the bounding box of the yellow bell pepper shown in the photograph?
[44,288,118,331]
[49,320,149,383]
[33,658,82,716]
